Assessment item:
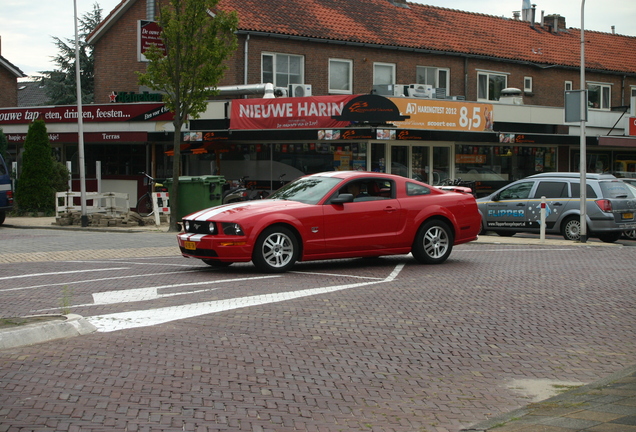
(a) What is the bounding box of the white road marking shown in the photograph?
[87,263,405,333]
[2,269,202,293]
[0,267,129,282]
[89,275,280,305]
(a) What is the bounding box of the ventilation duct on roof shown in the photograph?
[387,0,410,9]
[208,83,278,98]
[147,0,155,20]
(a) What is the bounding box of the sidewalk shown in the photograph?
[463,365,636,431]
[3,215,171,233]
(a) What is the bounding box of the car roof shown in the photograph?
[306,171,399,181]
[528,172,617,180]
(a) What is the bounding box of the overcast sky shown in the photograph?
[2,0,635,77]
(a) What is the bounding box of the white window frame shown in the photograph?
[477,70,509,102]
[587,81,612,110]
[565,81,573,91]
[328,58,353,94]
[373,62,396,85]
[261,52,304,88]
[524,76,533,93]
[416,66,450,93]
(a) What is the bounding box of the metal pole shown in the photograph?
[74,0,88,227]
[579,0,587,243]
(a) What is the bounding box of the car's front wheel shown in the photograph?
[252,226,299,273]
[412,220,453,264]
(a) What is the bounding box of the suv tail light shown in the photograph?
[595,199,613,212]
[6,190,13,205]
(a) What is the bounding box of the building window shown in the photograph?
[329,59,353,94]
[262,53,304,88]
[524,76,533,93]
[587,82,611,110]
[373,63,395,85]
[565,81,573,91]
[477,71,508,101]
[416,66,449,95]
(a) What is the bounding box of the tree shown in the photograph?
[39,3,102,105]
[0,128,8,162]
[14,120,56,213]
[138,0,238,231]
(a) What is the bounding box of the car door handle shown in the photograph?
[516,203,525,207]
[552,202,563,206]
[384,206,398,213]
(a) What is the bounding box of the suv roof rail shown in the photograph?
[528,172,617,180]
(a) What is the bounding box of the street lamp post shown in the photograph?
[579,0,587,243]
[73,0,88,227]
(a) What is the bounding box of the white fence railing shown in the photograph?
[56,191,130,217]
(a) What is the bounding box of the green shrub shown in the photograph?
[15,120,56,213]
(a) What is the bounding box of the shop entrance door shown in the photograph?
[387,144,450,185]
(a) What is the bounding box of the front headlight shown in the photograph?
[222,222,245,236]
[208,222,217,234]
[184,220,191,232]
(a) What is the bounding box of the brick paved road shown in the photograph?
[0,227,635,432]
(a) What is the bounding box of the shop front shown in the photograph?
[185,94,571,196]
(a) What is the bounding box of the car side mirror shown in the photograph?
[331,193,354,204]
[492,193,500,201]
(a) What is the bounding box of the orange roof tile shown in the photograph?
[217,0,636,74]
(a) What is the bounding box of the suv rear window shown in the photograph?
[599,181,636,198]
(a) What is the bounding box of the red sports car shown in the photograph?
[177,171,481,272]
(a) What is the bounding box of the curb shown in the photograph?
[0,314,97,350]
[461,363,636,431]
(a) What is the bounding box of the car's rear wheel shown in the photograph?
[252,226,299,273]
[624,229,636,240]
[562,216,581,241]
[412,220,453,264]
[202,259,232,267]
[598,232,621,243]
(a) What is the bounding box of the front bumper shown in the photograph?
[177,233,253,262]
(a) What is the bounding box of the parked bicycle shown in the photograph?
[136,172,165,216]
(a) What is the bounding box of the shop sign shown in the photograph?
[109,91,163,103]
[139,20,166,61]
[0,103,173,125]
[630,117,636,136]
[331,94,409,123]
[5,131,148,144]
[389,98,494,132]
[230,95,357,130]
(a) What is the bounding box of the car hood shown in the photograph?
[184,199,311,221]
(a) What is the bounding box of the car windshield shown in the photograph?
[600,181,636,199]
[269,176,342,204]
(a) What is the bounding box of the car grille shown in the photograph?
[184,220,215,235]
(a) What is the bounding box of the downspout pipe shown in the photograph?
[244,34,250,85]
[147,0,155,20]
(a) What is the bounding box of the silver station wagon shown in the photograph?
[477,173,636,242]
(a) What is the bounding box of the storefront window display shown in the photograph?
[454,144,557,195]
[212,142,368,190]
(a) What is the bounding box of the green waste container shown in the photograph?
[163,175,225,220]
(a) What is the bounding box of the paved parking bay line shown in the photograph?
[0,246,181,263]
[87,263,405,332]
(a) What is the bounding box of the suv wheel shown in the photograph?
[562,216,581,241]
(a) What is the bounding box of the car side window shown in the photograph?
[337,179,394,202]
[406,182,430,196]
[571,183,598,199]
[498,182,533,200]
[534,181,568,198]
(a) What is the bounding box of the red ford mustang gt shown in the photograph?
[177,171,481,272]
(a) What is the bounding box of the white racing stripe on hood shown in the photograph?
[187,202,252,220]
